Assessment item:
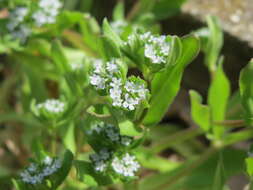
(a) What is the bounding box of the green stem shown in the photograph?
[214,119,245,128]
[223,128,253,146]
[126,0,141,21]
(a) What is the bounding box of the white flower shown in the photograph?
[10,7,28,23]
[94,161,107,172]
[110,77,122,88]
[33,0,62,26]
[7,7,31,42]
[111,153,140,177]
[93,59,104,73]
[140,32,152,41]
[89,74,106,89]
[122,94,139,111]
[142,33,170,64]
[90,148,111,172]
[10,24,31,43]
[121,136,132,146]
[44,156,53,165]
[106,61,118,73]
[37,99,65,114]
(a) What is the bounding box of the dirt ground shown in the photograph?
[183,0,253,47]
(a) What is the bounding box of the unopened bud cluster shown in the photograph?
[20,156,62,185]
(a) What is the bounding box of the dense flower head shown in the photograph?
[20,156,62,185]
[37,99,65,114]
[89,59,149,111]
[32,0,62,26]
[89,58,120,90]
[111,153,140,177]
[141,32,170,64]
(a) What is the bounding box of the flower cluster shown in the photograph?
[87,122,132,146]
[89,59,149,111]
[141,32,171,64]
[7,7,31,42]
[32,0,62,27]
[20,156,62,185]
[87,122,140,177]
[111,153,140,177]
[37,99,65,114]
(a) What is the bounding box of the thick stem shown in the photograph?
[214,119,245,128]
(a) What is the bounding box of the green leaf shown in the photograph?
[204,16,223,71]
[246,158,253,177]
[113,2,125,21]
[189,90,211,132]
[52,150,74,189]
[62,123,76,154]
[119,120,142,137]
[51,40,70,74]
[152,0,187,20]
[74,160,113,186]
[239,59,253,125]
[136,148,180,172]
[102,18,122,45]
[100,36,121,59]
[208,58,230,139]
[144,35,200,125]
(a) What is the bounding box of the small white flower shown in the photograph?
[90,148,111,172]
[142,33,170,64]
[33,0,62,27]
[121,136,132,146]
[44,156,53,165]
[90,74,106,89]
[106,61,118,73]
[37,99,65,114]
[111,153,140,177]
[93,59,104,74]
[140,32,152,41]
[123,94,139,111]
[110,77,122,88]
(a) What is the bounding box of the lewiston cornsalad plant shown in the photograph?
[1,0,253,189]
